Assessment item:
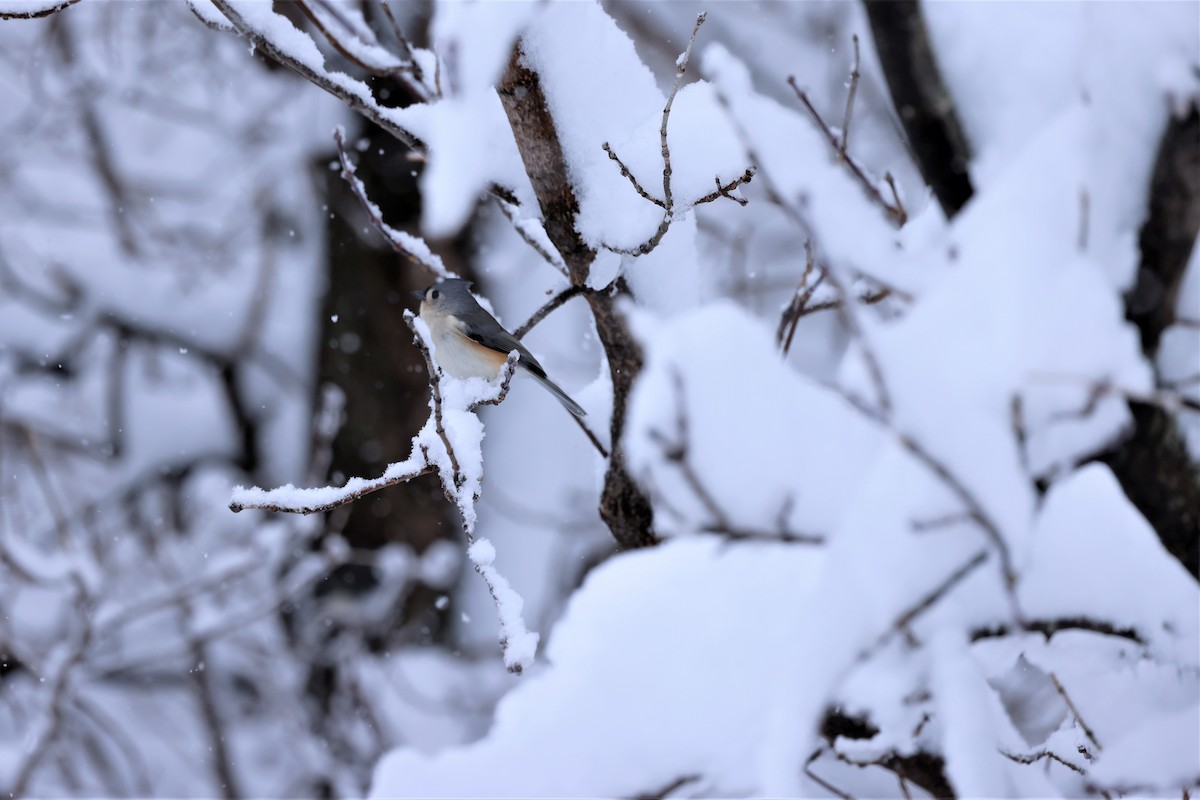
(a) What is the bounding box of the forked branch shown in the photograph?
[601,13,754,257]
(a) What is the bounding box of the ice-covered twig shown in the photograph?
[334,126,454,279]
[601,13,755,258]
[787,74,906,226]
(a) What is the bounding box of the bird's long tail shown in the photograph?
[527,370,587,417]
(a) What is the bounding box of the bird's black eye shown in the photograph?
[431,289,440,300]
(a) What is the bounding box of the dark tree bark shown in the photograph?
[1103,107,1200,579]
[497,46,657,550]
[863,0,1199,579]
[862,0,974,219]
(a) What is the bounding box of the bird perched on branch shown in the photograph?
[414,278,586,417]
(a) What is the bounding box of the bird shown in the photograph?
[413,278,586,417]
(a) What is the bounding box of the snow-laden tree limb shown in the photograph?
[230,311,537,672]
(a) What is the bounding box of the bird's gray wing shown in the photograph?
[464,325,586,416]
[464,325,547,379]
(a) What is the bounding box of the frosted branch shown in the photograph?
[227,310,534,672]
[334,126,454,279]
[295,0,430,101]
[0,0,79,19]
[494,198,569,276]
[207,0,423,149]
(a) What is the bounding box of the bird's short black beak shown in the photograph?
[409,290,425,302]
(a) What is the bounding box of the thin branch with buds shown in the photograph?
[601,13,754,258]
[787,70,907,226]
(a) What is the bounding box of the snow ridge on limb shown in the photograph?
[231,312,538,673]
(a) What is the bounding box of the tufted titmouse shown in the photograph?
[413,279,586,417]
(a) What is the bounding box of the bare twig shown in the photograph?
[909,511,974,533]
[857,548,990,661]
[884,172,906,220]
[602,142,665,208]
[787,75,906,226]
[805,749,856,800]
[652,370,822,544]
[778,241,821,353]
[777,246,893,355]
[51,18,142,257]
[513,286,586,340]
[378,0,425,85]
[634,774,703,800]
[10,580,92,798]
[661,12,707,212]
[838,35,861,161]
[334,126,453,278]
[1049,672,1103,753]
[822,264,893,417]
[1000,748,1086,775]
[692,169,755,207]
